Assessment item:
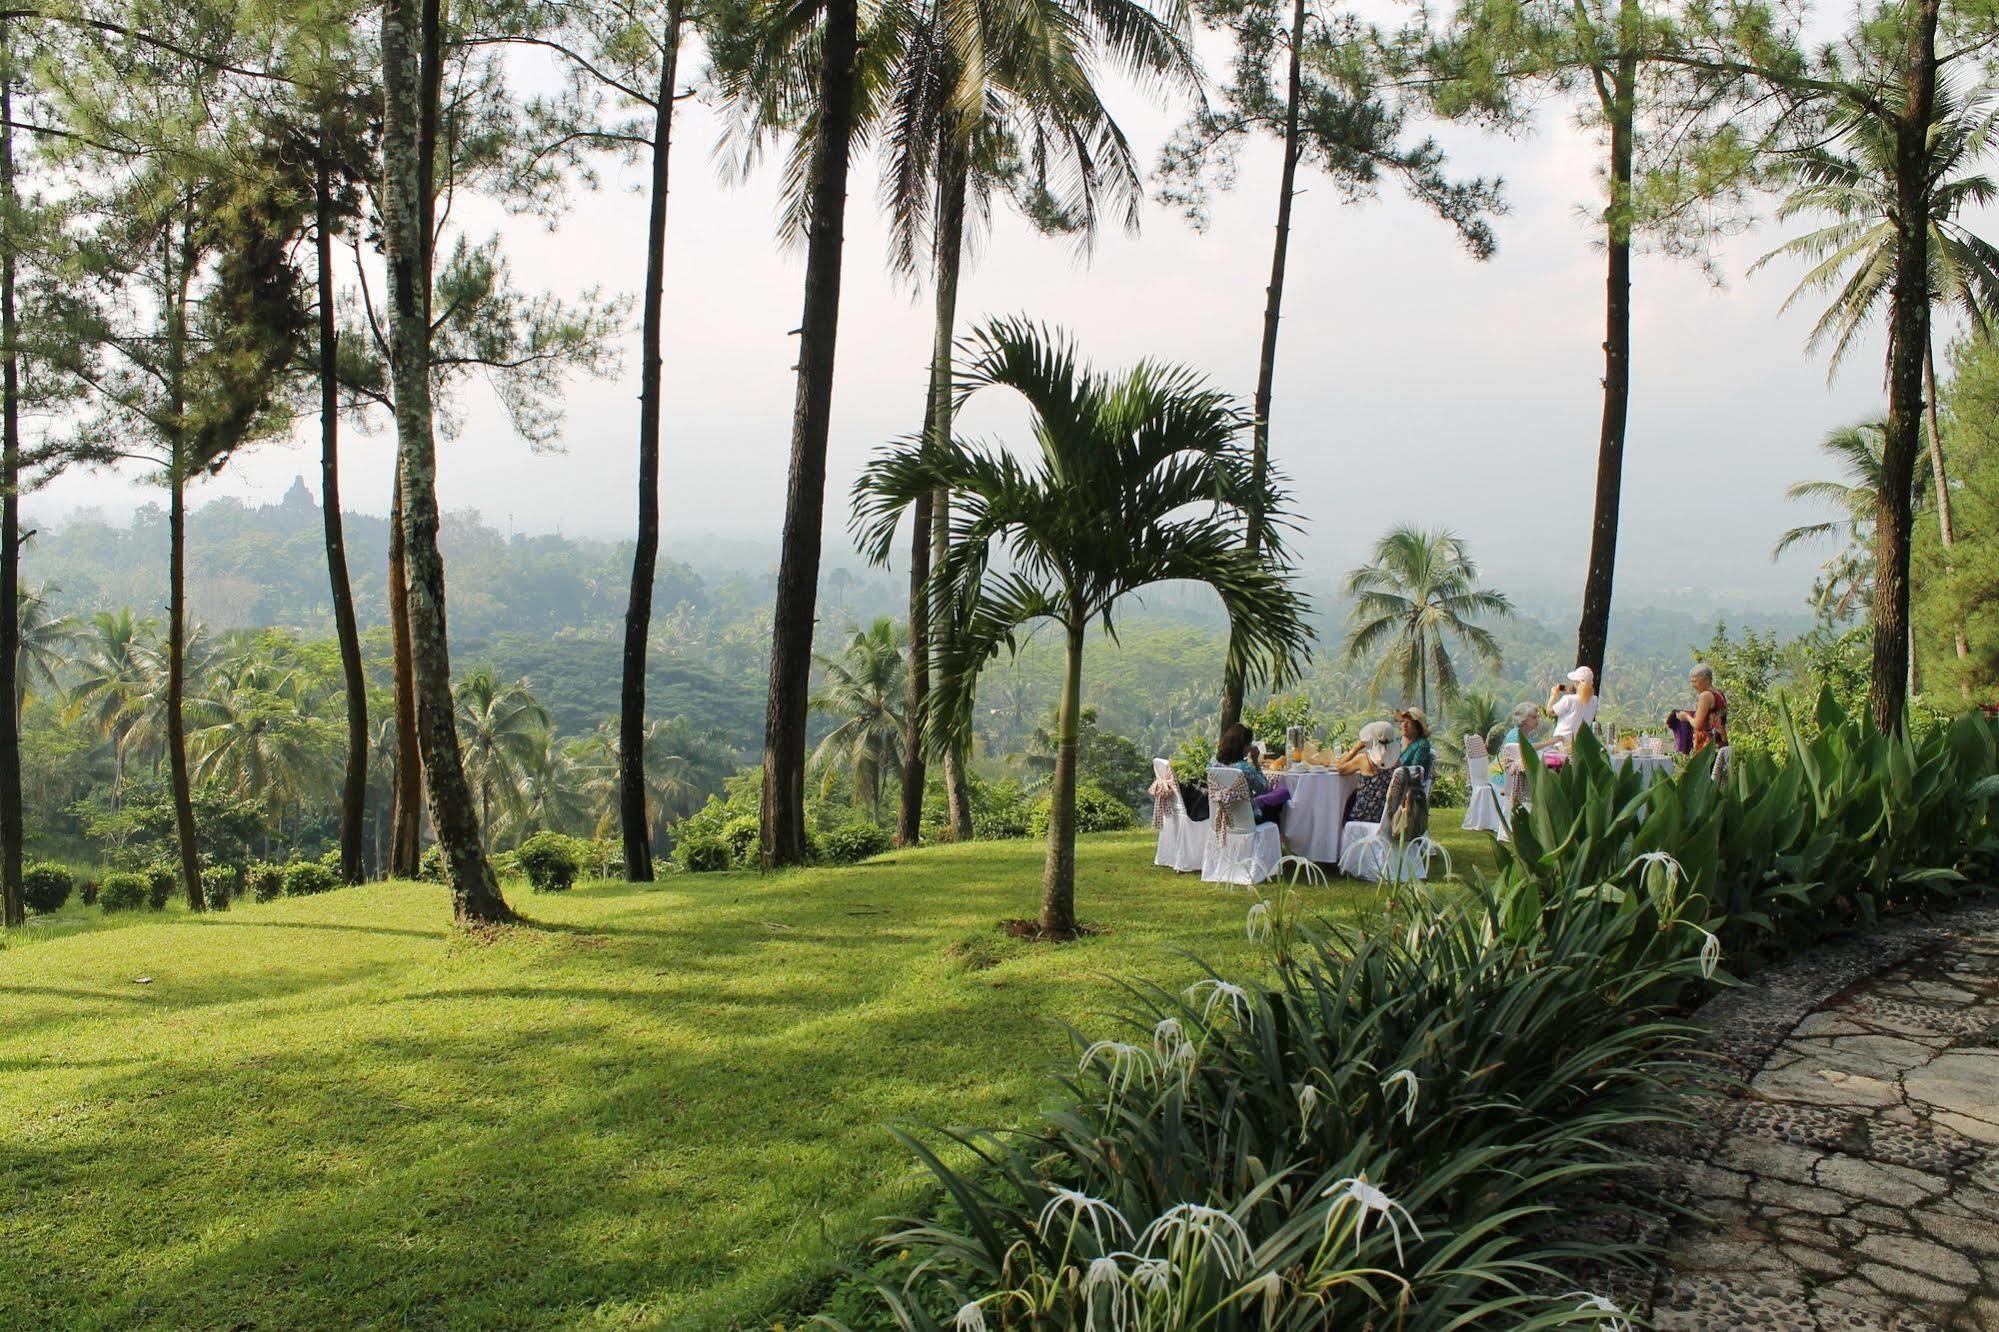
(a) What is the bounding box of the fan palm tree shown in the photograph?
[808,617,908,823]
[1757,79,1999,562]
[854,319,1311,937]
[453,669,552,833]
[1343,526,1511,714]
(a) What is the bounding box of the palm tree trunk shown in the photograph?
[1221,0,1306,737]
[757,0,860,870]
[1871,0,1940,734]
[383,0,512,922]
[318,147,368,886]
[1575,46,1636,687]
[928,136,972,840]
[1923,339,1968,666]
[0,21,21,928]
[895,485,931,847]
[1039,612,1086,937]
[619,2,682,884]
[387,474,422,877]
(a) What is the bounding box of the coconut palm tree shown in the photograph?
[854,319,1311,937]
[453,669,552,833]
[808,617,908,823]
[1756,79,1999,577]
[1773,418,1927,624]
[13,583,74,720]
[1343,526,1511,714]
[67,609,155,800]
[188,678,341,849]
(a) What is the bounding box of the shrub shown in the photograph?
[21,862,74,914]
[721,815,761,867]
[516,832,580,892]
[1029,781,1134,837]
[144,864,176,910]
[817,822,892,865]
[248,861,284,902]
[282,860,338,898]
[98,871,148,913]
[204,864,241,910]
[1428,771,1470,809]
[78,874,100,907]
[419,845,445,883]
[671,834,731,874]
[968,777,1035,841]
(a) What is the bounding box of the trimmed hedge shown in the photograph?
[248,862,285,902]
[98,871,148,913]
[22,862,74,914]
[517,832,579,892]
[817,822,892,866]
[282,861,338,898]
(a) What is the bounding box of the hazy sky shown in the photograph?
[26,58,1923,613]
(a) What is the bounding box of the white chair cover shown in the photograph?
[1201,767,1282,886]
[1338,766,1449,883]
[1461,732,1510,835]
[1150,757,1209,873]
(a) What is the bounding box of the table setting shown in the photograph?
[1260,728,1356,865]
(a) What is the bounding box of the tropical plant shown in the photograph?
[12,583,73,718]
[1342,525,1511,712]
[188,670,342,834]
[453,668,553,834]
[854,319,1311,936]
[1772,418,1913,623]
[516,830,581,892]
[808,617,908,824]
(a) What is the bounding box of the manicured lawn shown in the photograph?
[0,824,1496,1330]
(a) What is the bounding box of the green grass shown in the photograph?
[0,825,1496,1330]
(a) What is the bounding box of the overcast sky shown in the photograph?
[25,59,1921,614]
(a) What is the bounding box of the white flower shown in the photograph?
[953,1300,988,1332]
[1322,1175,1423,1265]
[1152,1018,1197,1082]
[1083,1254,1122,1292]
[1079,1040,1154,1103]
[1382,1068,1420,1125]
[1295,1081,1322,1140]
[1081,1256,1132,1332]
[1138,1202,1252,1277]
[1623,850,1684,905]
[1245,900,1272,943]
[1563,1291,1632,1331]
[1238,1270,1285,1320]
[1276,853,1326,886]
[1037,1186,1133,1249]
[1187,978,1256,1030]
[1128,1255,1172,1295]
[1688,923,1722,980]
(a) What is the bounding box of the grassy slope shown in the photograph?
[0,827,1495,1330]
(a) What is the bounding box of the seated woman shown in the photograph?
[1215,723,1290,824]
[1346,709,1432,826]
[1332,720,1397,775]
[1675,661,1729,754]
[1490,703,1542,787]
[1546,665,1598,750]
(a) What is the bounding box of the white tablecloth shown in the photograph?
[1610,752,1675,785]
[1272,768,1356,864]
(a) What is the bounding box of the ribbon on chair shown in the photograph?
[1210,779,1249,846]
[1149,775,1179,829]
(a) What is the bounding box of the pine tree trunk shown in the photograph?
[166,471,203,911]
[1221,0,1306,737]
[1871,0,1940,734]
[619,4,682,882]
[383,0,512,922]
[1038,614,1086,938]
[757,0,860,870]
[895,484,931,847]
[1575,50,1636,687]
[928,139,972,841]
[387,474,423,876]
[318,149,368,885]
[0,21,21,929]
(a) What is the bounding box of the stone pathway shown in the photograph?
[1646,902,1999,1330]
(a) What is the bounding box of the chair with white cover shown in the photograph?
[1460,733,1509,835]
[1338,766,1450,883]
[1150,758,1209,873]
[1201,767,1282,886]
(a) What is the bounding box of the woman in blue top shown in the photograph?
[1216,723,1289,823]
[1393,708,1433,776]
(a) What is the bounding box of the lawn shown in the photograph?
[0,824,1496,1330]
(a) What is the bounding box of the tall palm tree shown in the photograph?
[68,609,154,800]
[586,716,736,851]
[453,668,552,833]
[1772,418,1927,624]
[188,678,340,848]
[1343,526,1511,714]
[808,617,908,822]
[1756,77,1999,652]
[13,583,73,720]
[855,319,1311,937]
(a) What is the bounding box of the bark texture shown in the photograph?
[928,138,971,840]
[318,149,368,885]
[0,21,20,928]
[1038,617,1086,937]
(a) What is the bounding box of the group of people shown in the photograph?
[1481,660,1729,793]
[1213,707,1434,827]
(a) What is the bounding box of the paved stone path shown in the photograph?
[1646,902,1999,1330]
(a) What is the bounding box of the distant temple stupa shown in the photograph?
[280,475,315,512]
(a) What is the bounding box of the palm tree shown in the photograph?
[808,617,908,823]
[13,583,73,720]
[1773,418,1926,624]
[453,669,552,833]
[189,678,341,851]
[68,609,154,800]
[1757,78,1999,660]
[1343,526,1511,714]
[854,319,1311,937]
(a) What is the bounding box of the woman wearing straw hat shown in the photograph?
[1392,707,1434,776]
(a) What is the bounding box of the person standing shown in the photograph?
[1547,665,1599,749]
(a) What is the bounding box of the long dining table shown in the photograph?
[1270,766,1358,865]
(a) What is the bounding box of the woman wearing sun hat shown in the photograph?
[1392,707,1434,775]
[1546,665,1598,749]
[1332,719,1397,776]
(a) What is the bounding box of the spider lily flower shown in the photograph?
[1238,1270,1285,1320]
[1079,1041,1154,1104]
[1036,1186,1133,1249]
[1564,1292,1632,1331]
[1245,900,1272,944]
[1295,1081,1322,1139]
[1687,923,1722,980]
[1276,853,1326,886]
[1323,1175,1423,1265]
[1152,1018,1197,1082]
[1187,978,1256,1031]
[1128,1255,1172,1295]
[1082,1256,1132,1332]
[1382,1068,1420,1125]
[1138,1202,1252,1277]
[1622,850,1685,911]
[954,1300,989,1332]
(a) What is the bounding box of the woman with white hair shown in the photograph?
[1332,720,1397,776]
[1546,665,1598,749]
[1489,702,1543,789]
[1675,662,1730,754]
